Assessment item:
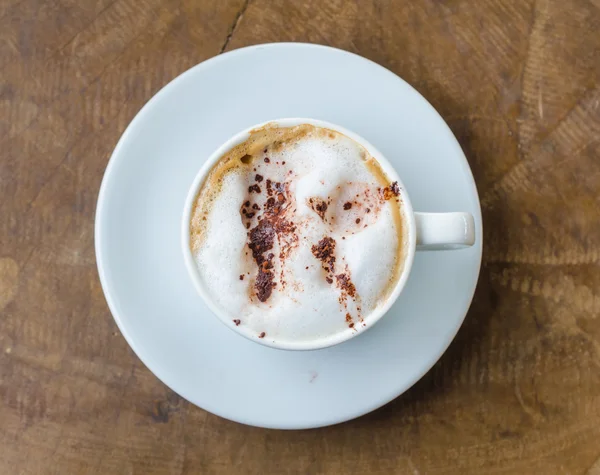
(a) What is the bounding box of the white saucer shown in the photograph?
[95,43,482,429]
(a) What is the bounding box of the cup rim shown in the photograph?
[181,118,417,351]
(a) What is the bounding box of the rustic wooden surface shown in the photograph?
[1,0,600,473]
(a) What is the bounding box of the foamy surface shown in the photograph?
[190,125,405,345]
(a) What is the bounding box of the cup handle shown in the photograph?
[415,212,476,251]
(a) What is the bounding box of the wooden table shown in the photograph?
[2,1,600,473]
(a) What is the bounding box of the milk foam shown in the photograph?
[190,125,406,345]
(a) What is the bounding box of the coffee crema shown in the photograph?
[190,124,407,345]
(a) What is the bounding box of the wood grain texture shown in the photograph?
[1,0,599,473]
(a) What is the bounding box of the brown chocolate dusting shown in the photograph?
[315,201,327,214]
[308,197,328,220]
[252,203,260,210]
[382,181,400,200]
[248,219,276,302]
[326,277,333,284]
[264,157,270,163]
[345,313,352,323]
[335,273,357,298]
[239,275,244,280]
[255,265,275,302]
[248,184,261,193]
[259,332,266,338]
[246,180,297,303]
[366,208,371,213]
[255,174,263,182]
[311,237,336,274]
[233,319,241,326]
[349,322,354,328]
[248,222,275,256]
[244,201,250,207]
[356,218,361,224]
[343,202,352,210]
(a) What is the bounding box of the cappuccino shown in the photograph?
[189,124,407,345]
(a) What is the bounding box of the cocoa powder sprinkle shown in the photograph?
[246,181,296,303]
[311,237,336,273]
[382,181,400,200]
[308,197,328,220]
[335,273,357,297]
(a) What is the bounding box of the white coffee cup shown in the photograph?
[182,118,475,350]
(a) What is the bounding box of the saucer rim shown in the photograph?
[95,42,483,429]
